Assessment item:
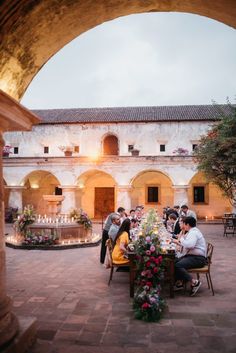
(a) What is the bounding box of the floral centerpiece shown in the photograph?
[14,205,36,234]
[22,230,58,246]
[69,208,92,229]
[133,209,166,322]
[173,147,189,156]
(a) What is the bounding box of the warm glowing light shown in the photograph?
[89,151,100,161]
[31,184,39,189]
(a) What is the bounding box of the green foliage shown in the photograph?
[193,103,236,204]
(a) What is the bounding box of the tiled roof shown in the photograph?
[32,105,233,124]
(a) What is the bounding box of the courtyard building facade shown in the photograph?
[3,105,233,219]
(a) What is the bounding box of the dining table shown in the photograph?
[127,249,176,298]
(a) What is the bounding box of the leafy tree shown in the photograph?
[193,103,236,206]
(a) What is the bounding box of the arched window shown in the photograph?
[103,135,119,155]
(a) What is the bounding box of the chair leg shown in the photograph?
[207,273,214,296]
[108,266,114,285]
[206,273,210,289]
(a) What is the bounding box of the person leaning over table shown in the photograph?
[172,216,207,296]
[112,218,131,265]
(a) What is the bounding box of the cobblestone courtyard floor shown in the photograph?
[5,223,236,353]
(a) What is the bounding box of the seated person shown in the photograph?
[108,214,121,243]
[172,216,207,296]
[167,213,181,237]
[129,218,139,240]
[128,209,136,219]
[112,218,131,265]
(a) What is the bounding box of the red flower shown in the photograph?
[142,302,150,309]
[146,261,151,267]
[146,281,152,288]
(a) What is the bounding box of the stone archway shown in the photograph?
[188,171,232,218]
[131,169,174,213]
[0,0,235,100]
[76,169,117,219]
[21,170,60,215]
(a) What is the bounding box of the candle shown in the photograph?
[72,217,74,222]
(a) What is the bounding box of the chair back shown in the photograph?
[206,242,214,266]
[106,238,113,258]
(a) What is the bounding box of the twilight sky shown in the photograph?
[21,12,236,109]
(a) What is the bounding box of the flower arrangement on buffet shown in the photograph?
[14,205,36,234]
[69,208,92,229]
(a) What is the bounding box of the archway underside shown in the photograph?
[0,0,235,100]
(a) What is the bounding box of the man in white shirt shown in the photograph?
[173,216,207,296]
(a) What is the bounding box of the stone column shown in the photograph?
[172,185,189,206]
[117,185,132,212]
[0,132,19,347]
[60,186,77,214]
[7,186,25,212]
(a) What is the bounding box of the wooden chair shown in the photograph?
[222,217,236,237]
[105,238,130,285]
[187,242,214,295]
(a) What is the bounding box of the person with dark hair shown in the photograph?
[180,205,197,220]
[168,213,181,236]
[112,218,131,265]
[128,209,135,219]
[172,216,207,296]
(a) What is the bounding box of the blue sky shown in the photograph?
[21,12,236,109]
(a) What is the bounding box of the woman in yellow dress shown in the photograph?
[112,218,131,264]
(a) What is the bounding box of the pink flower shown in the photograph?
[146,236,151,243]
[150,245,155,252]
[146,250,151,256]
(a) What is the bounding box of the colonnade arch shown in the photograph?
[76,169,117,219]
[187,171,232,218]
[130,169,174,213]
[0,0,235,100]
[21,170,60,215]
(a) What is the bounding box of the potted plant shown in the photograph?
[59,146,74,157]
[2,145,12,157]
[131,149,140,156]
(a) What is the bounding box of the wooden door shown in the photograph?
[94,187,115,219]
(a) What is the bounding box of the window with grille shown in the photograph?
[193,186,205,203]
[13,147,19,154]
[147,186,159,203]
[160,144,165,152]
[44,146,49,154]
[128,144,134,152]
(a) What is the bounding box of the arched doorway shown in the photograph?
[131,170,173,214]
[103,134,119,156]
[76,170,117,219]
[0,1,235,100]
[21,170,60,214]
[188,172,232,218]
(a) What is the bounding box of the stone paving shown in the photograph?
[5,223,236,353]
